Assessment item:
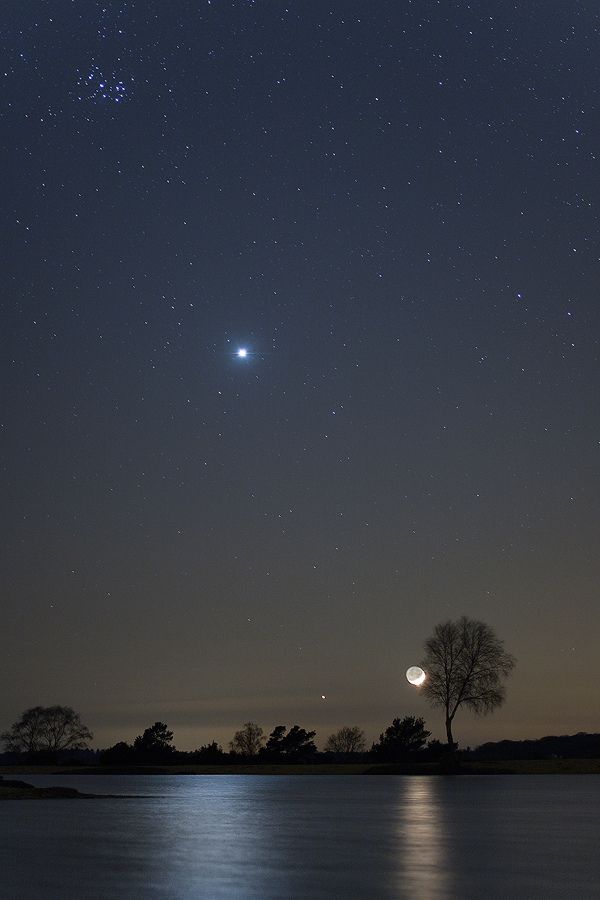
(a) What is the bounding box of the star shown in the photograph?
[237,348,247,358]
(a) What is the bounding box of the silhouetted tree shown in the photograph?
[99,741,137,766]
[229,722,265,756]
[324,726,366,754]
[420,616,516,747]
[193,741,226,764]
[371,716,431,761]
[265,725,287,754]
[1,706,92,755]
[263,724,317,759]
[282,725,317,758]
[133,722,175,763]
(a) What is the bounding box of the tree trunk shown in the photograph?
[445,716,454,748]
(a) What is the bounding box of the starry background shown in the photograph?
[1,0,599,752]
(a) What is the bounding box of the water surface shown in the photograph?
[1,774,598,899]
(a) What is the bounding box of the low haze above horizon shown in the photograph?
[2,0,599,752]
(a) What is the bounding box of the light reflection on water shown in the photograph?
[395,776,452,900]
[1,774,599,899]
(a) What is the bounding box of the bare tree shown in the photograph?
[324,726,366,754]
[1,706,93,754]
[420,616,516,747]
[229,722,265,756]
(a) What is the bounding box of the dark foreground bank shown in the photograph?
[0,774,128,799]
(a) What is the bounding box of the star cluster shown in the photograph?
[76,66,134,103]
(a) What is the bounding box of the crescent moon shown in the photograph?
[406,666,426,686]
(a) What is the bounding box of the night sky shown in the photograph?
[2,1,599,752]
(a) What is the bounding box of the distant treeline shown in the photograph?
[465,733,600,761]
[2,712,599,766]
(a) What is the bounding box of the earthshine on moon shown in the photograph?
[406,666,426,686]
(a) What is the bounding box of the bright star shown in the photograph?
[237,348,247,358]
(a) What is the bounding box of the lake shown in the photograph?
[1,774,599,899]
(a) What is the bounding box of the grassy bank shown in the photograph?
[2,759,600,777]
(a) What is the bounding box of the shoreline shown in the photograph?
[2,759,600,777]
